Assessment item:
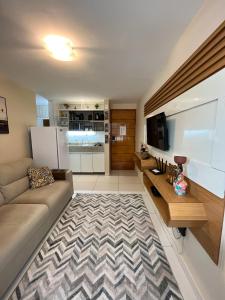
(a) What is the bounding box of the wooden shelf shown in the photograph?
[133,152,157,171]
[143,170,207,228]
[57,108,104,111]
[138,152,224,264]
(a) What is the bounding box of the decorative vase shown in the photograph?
[173,155,188,195]
[173,173,188,195]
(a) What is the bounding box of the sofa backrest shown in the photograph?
[0,158,33,204]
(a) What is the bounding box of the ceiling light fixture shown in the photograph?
[44,35,75,61]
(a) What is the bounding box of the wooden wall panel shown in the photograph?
[187,178,225,264]
[111,138,134,146]
[111,145,134,154]
[111,110,136,120]
[111,153,134,162]
[111,161,135,170]
[110,109,136,170]
[144,20,225,115]
[111,119,136,128]
[111,127,135,137]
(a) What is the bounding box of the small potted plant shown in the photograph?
[95,103,99,109]
[63,104,69,109]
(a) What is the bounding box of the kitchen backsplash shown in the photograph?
[67,131,105,144]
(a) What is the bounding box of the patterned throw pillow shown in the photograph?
[28,167,55,189]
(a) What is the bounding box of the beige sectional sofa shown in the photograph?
[0,158,74,298]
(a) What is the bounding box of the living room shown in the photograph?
[0,1,225,299]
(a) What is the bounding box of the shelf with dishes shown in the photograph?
[68,121,104,131]
[56,110,105,131]
[69,110,104,121]
[69,120,104,123]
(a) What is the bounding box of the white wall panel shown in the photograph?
[145,68,225,198]
[167,100,217,163]
[212,98,225,172]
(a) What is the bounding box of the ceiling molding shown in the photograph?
[144,20,225,116]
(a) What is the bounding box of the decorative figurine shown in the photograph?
[167,163,177,185]
[140,143,146,152]
[174,156,187,175]
[173,155,188,195]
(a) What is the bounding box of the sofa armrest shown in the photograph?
[64,170,73,187]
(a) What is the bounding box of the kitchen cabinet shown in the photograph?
[93,153,105,172]
[69,151,105,173]
[80,153,93,172]
[69,153,81,172]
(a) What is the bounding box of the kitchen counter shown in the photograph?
[69,144,104,153]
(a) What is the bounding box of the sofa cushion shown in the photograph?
[0,176,29,203]
[28,166,55,189]
[0,158,32,186]
[0,204,49,273]
[12,180,72,221]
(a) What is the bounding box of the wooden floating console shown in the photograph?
[134,152,225,264]
[133,152,156,171]
[143,170,207,228]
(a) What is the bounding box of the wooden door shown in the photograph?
[110,109,136,170]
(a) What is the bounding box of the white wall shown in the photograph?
[136,1,225,299]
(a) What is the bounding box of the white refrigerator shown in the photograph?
[30,127,69,169]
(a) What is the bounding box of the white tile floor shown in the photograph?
[73,170,145,192]
[72,170,199,300]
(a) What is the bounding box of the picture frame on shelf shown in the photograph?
[0,96,9,134]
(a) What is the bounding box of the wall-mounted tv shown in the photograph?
[146,112,169,151]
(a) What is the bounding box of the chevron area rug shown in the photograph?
[10,193,183,300]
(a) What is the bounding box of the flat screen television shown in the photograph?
[146,112,169,151]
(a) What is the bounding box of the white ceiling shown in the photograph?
[0,0,202,103]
